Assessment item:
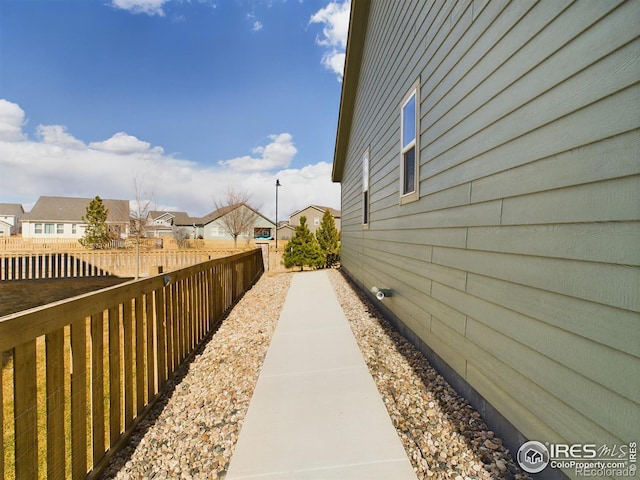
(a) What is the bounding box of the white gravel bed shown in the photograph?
[327,269,531,480]
[101,272,292,480]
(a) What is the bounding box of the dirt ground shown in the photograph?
[0,276,131,317]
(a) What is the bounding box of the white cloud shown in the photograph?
[219,133,297,172]
[309,0,351,81]
[0,99,27,142]
[36,125,86,149]
[110,0,170,16]
[246,12,263,32]
[89,132,164,155]
[0,100,339,222]
[321,50,346,78]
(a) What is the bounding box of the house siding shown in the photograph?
[337,0,640,467]
[21,221,86,239]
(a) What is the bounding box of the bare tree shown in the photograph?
[213,187,260,248]
[172,226,190,248]
[130,177,154,279]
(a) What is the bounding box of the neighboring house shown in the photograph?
[21,196,130,239]
[276,222,295,242]
[289,205,341,234]
[332,1,639,476]
[0,203,24,236]
[200,203,275,242]
[147,211,200,238]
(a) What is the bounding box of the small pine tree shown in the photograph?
[316,209,340,268]
[80,196,111,249]
[283,216,325,271]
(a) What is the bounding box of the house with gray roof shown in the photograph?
[200,203,275,242]
[21,196,130,239]
[147,211,200,238]
[148,204,275,243]
[288,205,341,235]
[0,203,24,236]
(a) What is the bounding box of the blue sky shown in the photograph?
[0,0,349,220]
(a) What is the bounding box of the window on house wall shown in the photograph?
[363,147,370,226]
[56,224,64,234]
[72,224,77,234]
[35,223,43,234]
[314,217,320,226]
[44,223,54,234]
[400,79,420,204]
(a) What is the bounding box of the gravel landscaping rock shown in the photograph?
[327,269,531,480]
[103,269,531,479]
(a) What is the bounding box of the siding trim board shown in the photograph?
[333,1,640,477]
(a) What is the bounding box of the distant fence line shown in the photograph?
[0,237,211,252]
[0,248,264,479]
[0,250,243,280]
[0,237,276,253]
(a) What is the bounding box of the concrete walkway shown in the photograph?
[226,270,417,480]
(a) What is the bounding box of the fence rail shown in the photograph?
[0,248,264,479]
[0,250,244,280]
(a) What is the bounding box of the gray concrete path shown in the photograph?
[226,270,417,480]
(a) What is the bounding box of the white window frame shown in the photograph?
[362,147,370,227]
[35,223,43,234]
[400,79,420,204]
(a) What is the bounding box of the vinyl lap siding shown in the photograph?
[339,0,640,460]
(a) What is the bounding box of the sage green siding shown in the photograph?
[336,0,640,461]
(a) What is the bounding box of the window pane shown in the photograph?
[363,191,369,224]
[402,94,416,148]
[45,223,54,234]
[362,151,369,192]
[403,147,416,195]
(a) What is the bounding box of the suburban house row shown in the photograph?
[0,196,340,243]
[332,0,638,478]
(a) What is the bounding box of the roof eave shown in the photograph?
[331,0,371,183]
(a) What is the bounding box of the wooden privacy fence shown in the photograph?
[0,238,83,252]
[0,237,195,252]
[0,248,263,480]
[0,250,242,280]
[0,237,264,252]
